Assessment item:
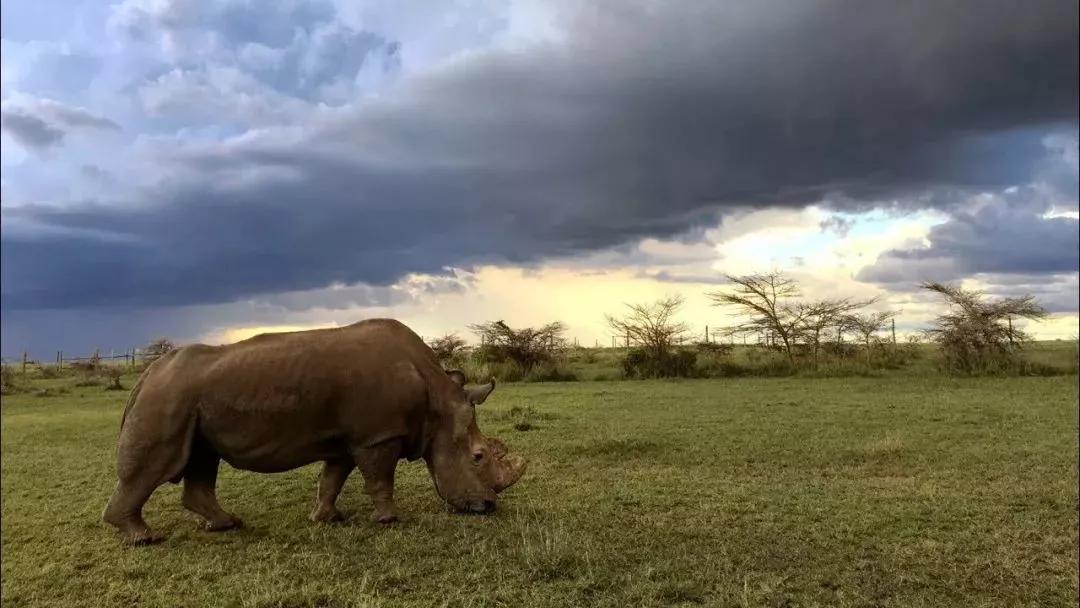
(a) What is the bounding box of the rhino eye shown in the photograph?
[472,451,485,464]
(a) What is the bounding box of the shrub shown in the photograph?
[456,359,525,383]
[608,296,696,378]
[821,342,859,361]
[694,341,733,357]
[38,365,65,379]
[575,349,599,364]
[622,348,697,379]
[427,333,468,363]
[103,367,125,391]
[69,351,102,374]
[876,336,922,369]
[142,337,178,365]
[1,365,25,395]
[469,320,567,372]
[523,362,578,383]
[922,282,1047,375]
[843,311,898,365]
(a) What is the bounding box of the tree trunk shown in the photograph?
[780,333,795,367]
[812,329,821,368]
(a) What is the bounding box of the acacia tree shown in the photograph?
[427,333,467,363]
[707,272,805,366]
[843,311,897,364]
[921,282,1047,372]
[798,298,873,366]
[605,295,690,360]
[468,320,566,371]
[142,337,177,364]
[606,295,694,377]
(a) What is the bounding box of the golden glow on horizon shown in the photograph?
[197,209,1077,345]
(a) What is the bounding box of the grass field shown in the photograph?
[2,372,1078,607]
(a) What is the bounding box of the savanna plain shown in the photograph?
[2,348,1078,608]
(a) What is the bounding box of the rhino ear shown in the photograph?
[445,369,468,388]
[468,379,496,406]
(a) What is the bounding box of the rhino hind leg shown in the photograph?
[181,437,243,531]
[353,439,403,524]
[102,478,165,545]
[103,406,197,545]
[309,458,353,523]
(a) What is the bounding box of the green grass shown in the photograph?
[2,372,1078,607]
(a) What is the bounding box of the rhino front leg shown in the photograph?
[309,458,353,523]
[353,439,402,524]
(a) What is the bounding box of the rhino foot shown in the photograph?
[309,505,346,524]
[375,511,401,524]
[204,514,243,532]
[121,529,164,546]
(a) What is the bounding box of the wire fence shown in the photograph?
[1,348,146,373]
[3,320,903,371]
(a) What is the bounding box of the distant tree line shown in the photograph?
[601,271,1053,378]
[4,274,1056,390]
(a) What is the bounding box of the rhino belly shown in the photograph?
[195,397,351,473]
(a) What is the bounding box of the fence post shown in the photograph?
[625,333,629,348]
[22,351,27,374]
[1007,316,1014,347]
[891,318,897,344]
[704,325,709,343]
[58,351,63,370]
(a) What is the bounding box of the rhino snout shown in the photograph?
[452,492,498,514]
[472,498,497,514]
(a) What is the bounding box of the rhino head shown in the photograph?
[423,371,527,513]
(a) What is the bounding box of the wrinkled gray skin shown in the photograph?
[102,319,526,545]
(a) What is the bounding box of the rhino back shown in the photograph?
[161,319,441,472]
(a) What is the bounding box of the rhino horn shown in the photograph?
[494,452,527,493]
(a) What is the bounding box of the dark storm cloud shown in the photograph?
[1,97,119,151]
[819,216,855,238]
[3,0,1078,310]
[0,110,64,149]
[857,193,1080,286]
[981,275,1080,314]
[859,136,1078,288]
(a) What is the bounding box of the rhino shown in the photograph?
[102,319,526,545]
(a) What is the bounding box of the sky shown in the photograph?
[1,0,1078,357]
